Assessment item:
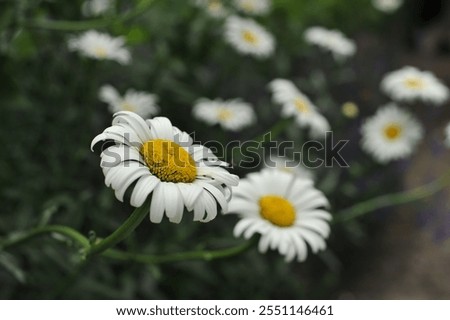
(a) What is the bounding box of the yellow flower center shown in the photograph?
[383,123,402,140]
[217,108,233,120]
[94,46,108,58]
[140,139,197,183]
[404,77,424,89]
[259,195,296,227]
[294,98,309,113]
[121,102,135,112]
[341,102,359,118]
[242,30,258,44]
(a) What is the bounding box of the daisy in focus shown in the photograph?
[225,169,331,263]
[304,26,356,60]
[82,0,112,16]
[372,0,403,13]
[361,103,424,163]
[68,30,131,64]
[192,98,256,131]
[264,154,314,181]
[193,0,229,18]
[99,85,159,118]
[224,16,275,58]
[269,79,331,139]
[91,112,239,223]
[233,0,271,16]
[380,66,449,105]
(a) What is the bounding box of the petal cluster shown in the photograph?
[68,30,131,64]
[233,0,271,16]
[269,79,331,138]
[304,26,356,60]
[192,98,256,131]
[99,85,160,118]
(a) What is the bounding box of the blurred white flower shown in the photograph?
[361,103,424,163]
[192,98,256,131]
[380,66,449,105]
[82,0,112,17]
[233,0,271,16]
[225,169,331,263]
[99,85,159,118]
[264,155,314,181]
[91,112,239,223]
[304,26,356,60]
[445,123,450,148]
[224,15,275,58]
[269,79,331,139]
[194,0,229,18]
[372,0,403,13]
[68,31,130,64]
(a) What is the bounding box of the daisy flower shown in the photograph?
[224,15,275,58]
[68,30,131,64]
[361,103,424,163]
[82,0,112,16]
[194,0,229,18]
[372,0,403,13]
[380,66,449,105]
[225,169,331,262]
[233,0,271,16]
[264,155,314,181]
[91,112,239,223]
[304,26,356,60]
[192,98,256,131]
[268,79,331,139]
[99,85,159,118]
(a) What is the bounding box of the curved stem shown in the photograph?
[85,199,150,257]
[24,0,157,31]
[102,238,256,264]
[333,171,450,224]
[0,225,89,250]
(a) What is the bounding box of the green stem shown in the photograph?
[0,225,89,250]
[85,199,150,257]
[103,238,256,264]
[24,0,157,31]
[333,172,450,224]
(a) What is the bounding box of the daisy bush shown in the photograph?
[0,0,449,300]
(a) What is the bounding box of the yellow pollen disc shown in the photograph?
[242,30,258,44]
[94,46,108,58]
[341,102,359,118]
[383,123,402,140]
[217,108,233,121]
[294,98,309,113]
[140,139,197,183]
[404,77,424,89]
[259,195,296,227]
[121,102,135,112]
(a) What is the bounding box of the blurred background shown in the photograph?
[0,0,449,299]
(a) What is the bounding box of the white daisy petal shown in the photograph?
[304,26,356,60]
[113,111,152,143]
[130,175,160,207]
[149,184,165,223]
[177,183,203,211]
[147,117,175,140]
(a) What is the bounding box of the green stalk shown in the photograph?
[85,199,150,257]
[333,171,450,224]
[102,238,256,264]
